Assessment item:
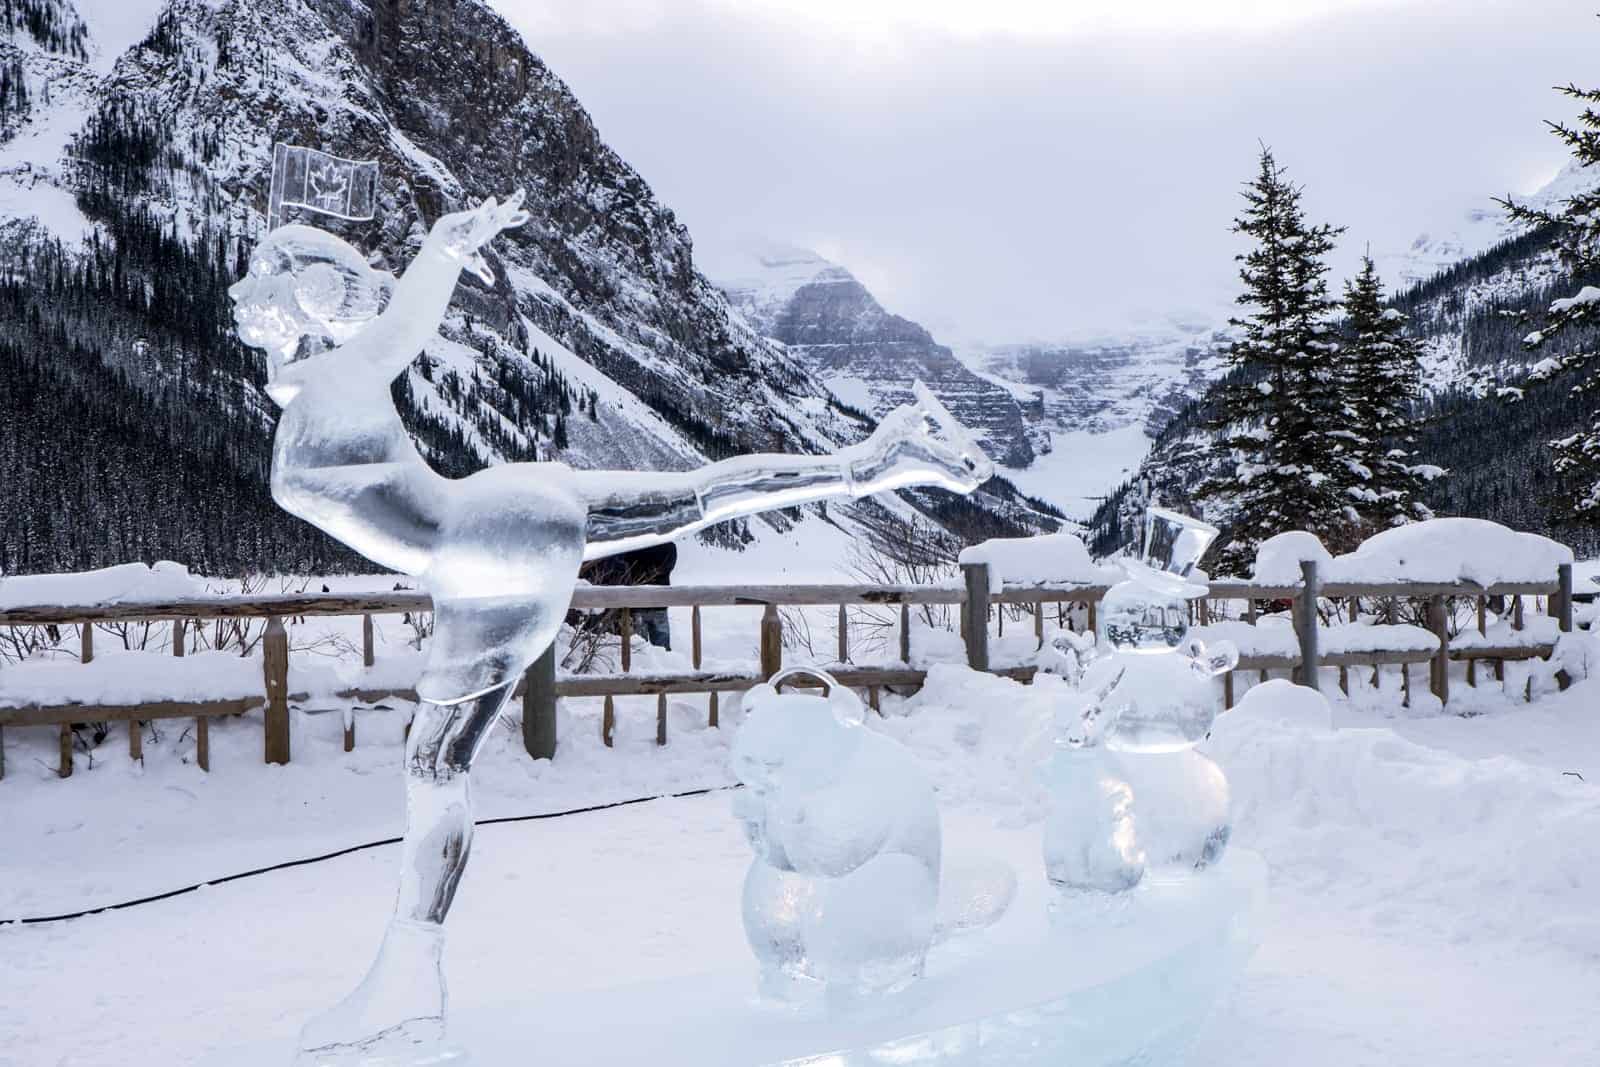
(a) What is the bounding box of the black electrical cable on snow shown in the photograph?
[6,784,736,926]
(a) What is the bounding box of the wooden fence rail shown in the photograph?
[0,561,1574,778]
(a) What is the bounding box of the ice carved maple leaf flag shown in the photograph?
[268,143,379,228]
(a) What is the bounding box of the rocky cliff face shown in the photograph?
[712,240,1038,467]
[0,0,1060,572]
[76,0,863,467]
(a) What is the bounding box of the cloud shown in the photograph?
[494,0,1597,342]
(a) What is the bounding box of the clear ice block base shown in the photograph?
[212,851,1264,1067]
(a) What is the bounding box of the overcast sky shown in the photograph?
[492,0,1598,344]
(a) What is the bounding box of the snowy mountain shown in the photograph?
[1375,159,1598,296]
[936,315,1229,522]
[708,239,1039,467]
[955,316,1228,442]
[0,0,1057,574]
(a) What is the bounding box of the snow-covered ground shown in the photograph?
[4,616,1599,1064]
[3,530,1598,1064]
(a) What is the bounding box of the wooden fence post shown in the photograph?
[362,613,375,668]
[1427,595,1449,706]
[656,693,668,747]
[522,644,557,760]
[60,622,96,777]
[620,608,632,673]
[1295,559,1321,693]
[899,603,911,664]
[1035,598,1045,648]
[263,616,290,765]
[760,603,783,679]
[1556,562,1575,691]
[692,605,717,728]
[1468,596,1484,688]
[837,604,849,664]
[961,563,990,672]
[1558,563,1574,634]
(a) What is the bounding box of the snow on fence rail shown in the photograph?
[0,561,1577,779]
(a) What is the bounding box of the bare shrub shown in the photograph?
[843,506,961,657]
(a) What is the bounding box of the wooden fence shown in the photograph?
[0,560,1576,778]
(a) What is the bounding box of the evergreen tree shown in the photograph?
[1200,147,1351,574]
[1500,79,1600,518]
[1339,255,1436,532]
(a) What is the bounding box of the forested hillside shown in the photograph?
[1090,218,1600,565]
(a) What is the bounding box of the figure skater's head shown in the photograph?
[229,225,395,405]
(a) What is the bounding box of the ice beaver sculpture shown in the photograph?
[733,668,943,1005]
[230,187,994,1063]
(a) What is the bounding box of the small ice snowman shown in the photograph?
[1042,508,1239,906]
[1040,664,1146,901]
[731,668,941,1006]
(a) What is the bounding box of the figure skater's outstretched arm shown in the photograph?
[354,193,530,381]
[576,383,992,560]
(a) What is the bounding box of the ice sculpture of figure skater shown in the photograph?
[228,190,993,1064]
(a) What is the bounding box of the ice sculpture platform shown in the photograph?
[216,851,1264,1067]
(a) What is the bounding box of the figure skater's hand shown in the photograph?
[435,190,531,285]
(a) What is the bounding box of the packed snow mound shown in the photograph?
[1247,520,1574,587]
[289,647,426,699]
[1213,678,1333,733]
[1251,531,1333,585]
[1209,678,1600,960]
[0,562,201,609]
[1331,518,1573,586]
[0,650,262,707]
[1323,624,1439,655]
[1192,621,1439,661]
[890,664,1054,815]
[1451,616,1561,652]
[1194,620,1298,660]
[959,533,1120,593]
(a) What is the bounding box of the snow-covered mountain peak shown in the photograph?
[707,237,1042,468]
[700,237,854,330]
[1378,158,1600,294]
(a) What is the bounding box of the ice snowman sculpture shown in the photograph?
[732,667,942,1006]
[1043,508,1239,902]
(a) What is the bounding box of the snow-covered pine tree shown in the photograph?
[1201,148,1351,575]
[1339,255,1436,532]
[1500,81,1600,518]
